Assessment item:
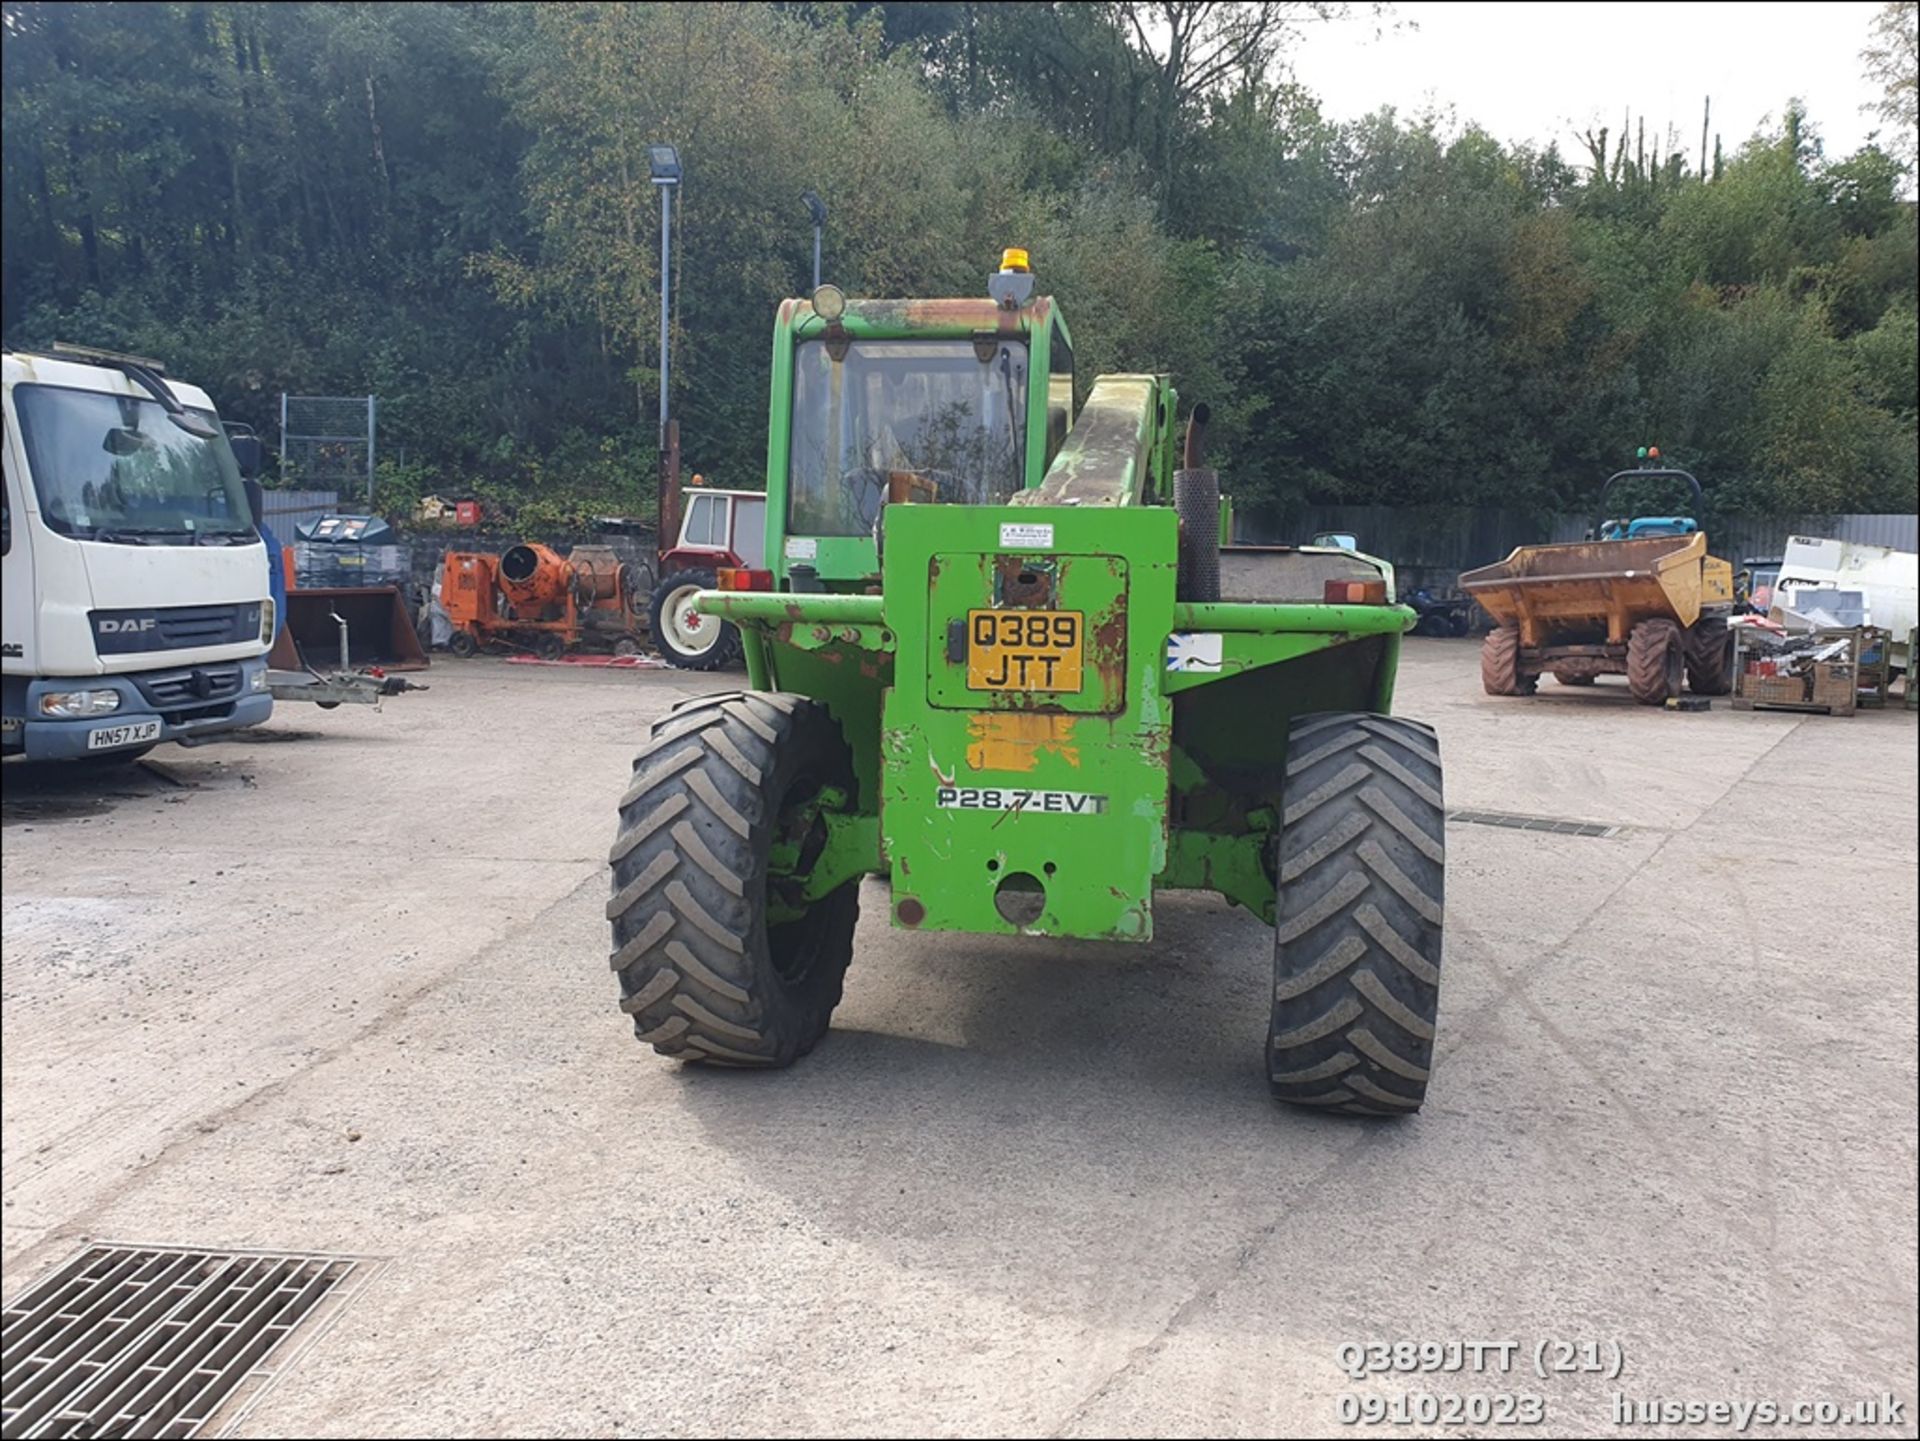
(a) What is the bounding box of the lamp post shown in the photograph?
[648,144,682,559]
[801,190,827,290]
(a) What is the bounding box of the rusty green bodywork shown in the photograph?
[699,288,1413,941]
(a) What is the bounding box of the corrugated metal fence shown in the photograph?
[258,489,340,536]
[1237,507,1918,591]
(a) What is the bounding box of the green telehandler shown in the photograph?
[604,252,1446,1113]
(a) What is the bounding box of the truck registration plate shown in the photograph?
[966,610,1083,693]
[86,720,161,751]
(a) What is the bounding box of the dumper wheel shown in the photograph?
[650,569,740,671]
[1684,618,1735,696]
[1627,619,1685,704]
[606,692,859,1067]
[1268,713,1444,1115]
[1479,627,1536,696]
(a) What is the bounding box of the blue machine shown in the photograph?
[1594,449,1705,542]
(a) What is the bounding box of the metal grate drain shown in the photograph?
[1448,809,1620,839]
[1,1244,375,1439]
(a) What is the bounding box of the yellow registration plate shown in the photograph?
[966,609,1084,693]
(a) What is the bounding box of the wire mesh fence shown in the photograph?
[280,395,376,501]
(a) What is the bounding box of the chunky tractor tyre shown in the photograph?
[649,569,740,671]
[1552,671,1597,686]
[1627,618,1685,705]
[606,691,859,1067]
[1684,617,1735,696]
[1479,627,1536,696]
[1173,468,1222,602]
[1269,713,1444,1115]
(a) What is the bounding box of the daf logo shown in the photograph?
[99,617,158,634]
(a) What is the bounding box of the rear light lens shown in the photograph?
[1325,578,1388,605]
[717,568,775,592]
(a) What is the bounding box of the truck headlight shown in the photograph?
[258,599,276,645]
[249,667,269,692]
[40,689,123,718]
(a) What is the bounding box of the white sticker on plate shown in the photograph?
[999,522,1053,549]
[785,536,819,560]
[1165,632,1224,673]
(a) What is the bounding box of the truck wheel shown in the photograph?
[448,630,478,659]
[1627,619,1684,704]
[606,692,859,1067]
[1479,627,1536,695]
[1684,618,1735,695]
[1552,671,1596,686]
[1269,713,1444,1115]
[650,569,740,671]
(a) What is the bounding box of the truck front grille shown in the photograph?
[91,604,261,654]
[133,663,245,721]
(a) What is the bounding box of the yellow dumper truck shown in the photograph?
[1463,462,1735,705]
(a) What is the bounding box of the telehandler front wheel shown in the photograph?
[606,691,859,1067]
[1269,713,1444,1116]
[1627,618,1685,704]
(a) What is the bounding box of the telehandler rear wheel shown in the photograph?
[606,692,859,1067]
[1268,713,1444,1115]
[1684,618,1735,696]
[1627,618,1685,704]
[1479,627,1536,695]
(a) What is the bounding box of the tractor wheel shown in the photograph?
[649,569,740,671]
[1684,617,1735,695]
[1552,671,1597,686]
[606,691,860,1067]
[448,629,478,659]
[1173,468,1222,602]
[1627,619,1685,705]
[1268,712,1444,1115]
[1479,627,1536,696]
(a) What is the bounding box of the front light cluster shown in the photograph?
[258,599,276,645]
[249,667,269,693]
[40,689,123,719]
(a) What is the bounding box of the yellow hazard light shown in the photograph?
[999,248,1031,273]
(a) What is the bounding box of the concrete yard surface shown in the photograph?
[3,642,1915,1438]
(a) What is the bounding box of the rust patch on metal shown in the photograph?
[1091,591,1129,701]
[994,554,1055,607]
[965,713,1080,773]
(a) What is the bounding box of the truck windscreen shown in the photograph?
[13,383,254,543]
[788,338,1027,536]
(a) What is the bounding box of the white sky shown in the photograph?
[1287,1,1894,164]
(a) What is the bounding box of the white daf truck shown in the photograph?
[2,346,275,761]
